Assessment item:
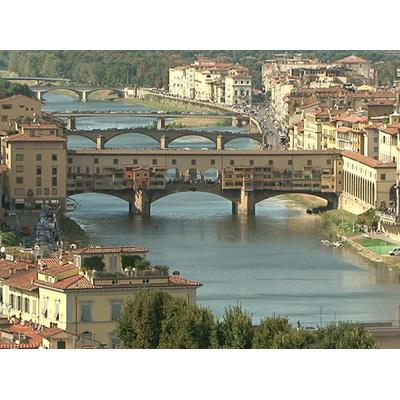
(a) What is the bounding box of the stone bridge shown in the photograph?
[30,86,128,102]
[67,183,339,216]
[67,127,266,149]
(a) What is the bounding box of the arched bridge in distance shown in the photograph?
[66,127,266,149]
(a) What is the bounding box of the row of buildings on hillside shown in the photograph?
[169,57,252,106]
[0,244,201,348]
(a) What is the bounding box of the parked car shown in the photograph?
[389,247,400,256]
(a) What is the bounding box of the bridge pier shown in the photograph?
[67,116,76,130]
[80,91,88,102]
[160,135,169,149]
[217,135,225,150]
[96,135,105,150]
[157,117,166,130]
[232,188,255,215]
[129,189,151,216]
[36,91,42,101]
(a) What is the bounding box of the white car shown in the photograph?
[389,247,400,256]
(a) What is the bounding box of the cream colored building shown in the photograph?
[225,74,252,106]
[335,55,372,81]
[302,109,330,150]
[0,95,42,132]
[341,150,396,214]
[2,123,67,209]
[0,246,202,348]
[169,58,252,105]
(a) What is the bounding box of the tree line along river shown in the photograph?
[44,92,400,325]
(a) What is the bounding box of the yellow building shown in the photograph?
[341,150,396,214]
[0,245,202,348]
[2,123,67,209]
[0,95,42,132]
[303,109,330,150]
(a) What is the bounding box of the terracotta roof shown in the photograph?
[381,127,399,136]
[39,258,67,268]
[35,274,94,290]
[74,246,149,255]
[0,95,40,103]
[337,127,352,133]
[39,263,77,277]
[341,150,396,169]
[3,266,39,291]
[168,275,202,287]
[5,133,66,142]
[336,55,369,64]
[0,260,34,279]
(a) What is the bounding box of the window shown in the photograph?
[113,159,118,165]
[380,174,386,180]
[307,160,312,166]
[111,302,123,321]
[94,158,99,164]
[211,159,216,165]
[36,154,42,161]
[172,159,177,165]
[16,154,24,161]
[81,303,93,321]
[16,176,23,184]
[44,188,50,195]
[52,154,57,161]
[86,167,90,174]
[24,298,30,313]
[36,177,42,187]
[36,166,42,175]
[57,341,66,349]
[43,297,49,318]
[230,160,235,166]
[16,165,24,172]
[52,188,58,195]
[36,188,42,196]
[54,300,60,321]
[52,177,57,186]
[152,159,158,165]
[268,160,273,166]
[288,159,293,165]
[1,104,12,110]
[1,115,7,122]
[96,167,100,174]
[249,160,254,166]
[191,159,196,165]
[326,159,331,165]
[52,166,57,175]
[68,158,73,164]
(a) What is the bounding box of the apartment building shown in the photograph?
[2,123,67,209]
[169,57,252,105]
[0,95,42,132]
[0,245,202,348]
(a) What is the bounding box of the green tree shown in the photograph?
[159,299,215,349]
[81,256,105,272]
[117,290,172,348]
[314,322,377,349]
[253,316,293,348]
[213,305,254,349]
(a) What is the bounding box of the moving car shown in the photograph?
[389,247,400,256]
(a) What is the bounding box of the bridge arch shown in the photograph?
[40,87,82,99]
[225,136,262,149]
[68,191,132,204]
[67,134,97,149]
[168,134,216,148]
[105,132,160,148]
[85,88,125,100]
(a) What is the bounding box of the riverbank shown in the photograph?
[60,215,88,247]
[166,116,232,129]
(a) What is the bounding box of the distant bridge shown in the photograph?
[30,85,128,102]
[52,111,235,118]
[67,127,265,149]
[1,76,71,85]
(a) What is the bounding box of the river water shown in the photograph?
[43,93,400,325]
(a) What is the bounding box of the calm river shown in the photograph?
[43,93,400,324]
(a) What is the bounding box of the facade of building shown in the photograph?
[2,123,67,209]
[0,95,42,132]
[0,246,202,348]
[169,58,252,105]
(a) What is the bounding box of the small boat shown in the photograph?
[321,240,332,247]
[332,241,344,248]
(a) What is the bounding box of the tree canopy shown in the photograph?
[117,291,378,349]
